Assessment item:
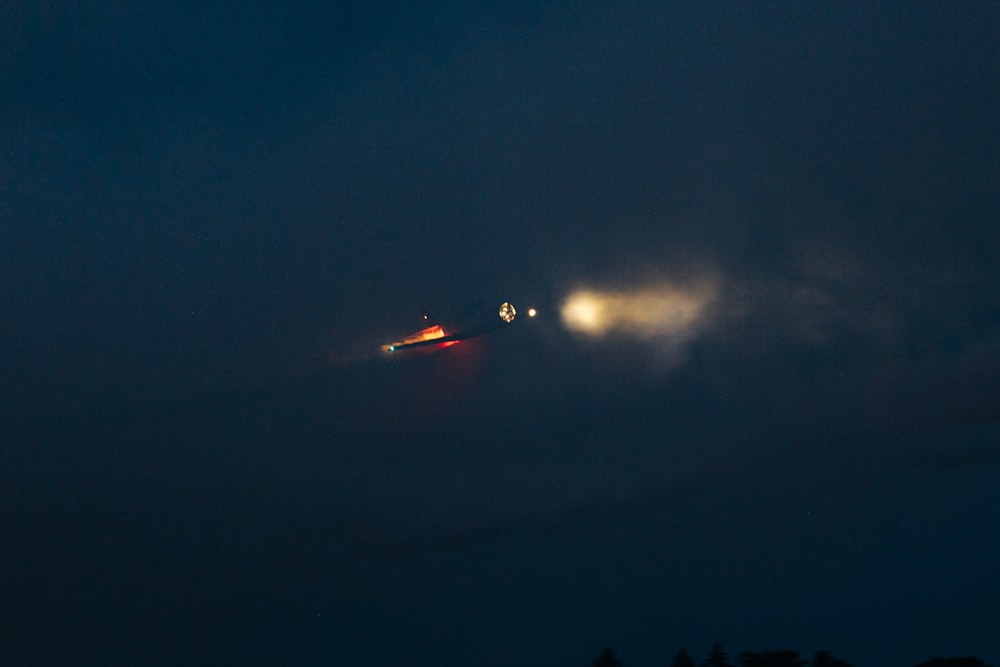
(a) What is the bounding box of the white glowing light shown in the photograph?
[560,284,714,339]
[528,308,537,317]
[562,293,605,332]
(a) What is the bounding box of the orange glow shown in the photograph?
[382,324,448,352]
[400,324,446,345]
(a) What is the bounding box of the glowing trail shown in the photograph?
[382,324,448,352]
[560,284,714,340]
[381,300,525,353]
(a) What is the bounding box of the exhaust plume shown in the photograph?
[560,282,716,340]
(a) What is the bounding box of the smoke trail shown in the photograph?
[560,282,716,341]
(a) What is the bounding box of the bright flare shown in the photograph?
[560,284,713,339]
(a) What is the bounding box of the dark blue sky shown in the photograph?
[2,3,999,666]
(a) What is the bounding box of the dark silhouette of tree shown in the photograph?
[701,643,733,667]
[914,658,992,667]
[739,649,806,667]
[593,647,624,667]
[672,648,696,667]
[812,650,854,667]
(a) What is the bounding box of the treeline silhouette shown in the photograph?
[591,644,992,667]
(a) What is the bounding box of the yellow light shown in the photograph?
[499,302,516,323]
[528,308,537,317]
[561,292,605,333]
[560,284,713,339]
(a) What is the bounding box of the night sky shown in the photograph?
[3,3,999,666]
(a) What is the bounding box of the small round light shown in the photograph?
[528,308,537,317]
